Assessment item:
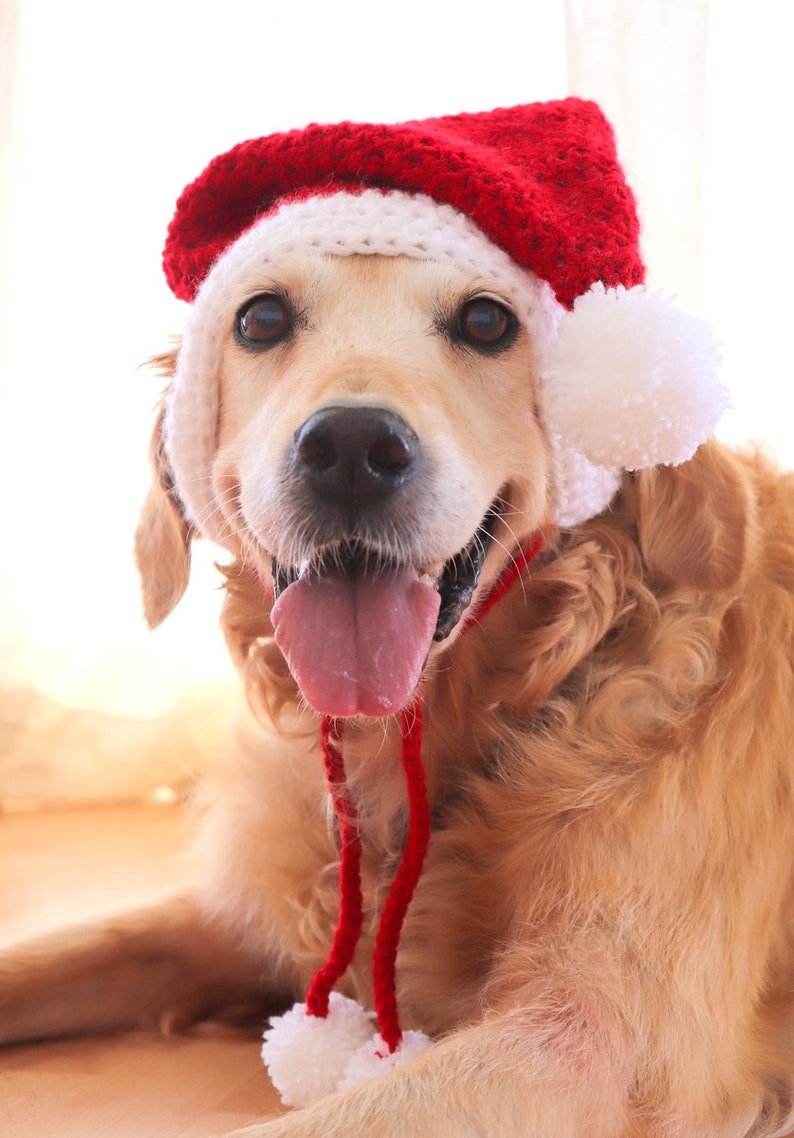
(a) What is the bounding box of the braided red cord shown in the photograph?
[304,534,545,1042]
[305,717,364,1018]
[371,700,430,1052]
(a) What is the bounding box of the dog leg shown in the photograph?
[0,891,290,1046]
[222,1002,634,1138]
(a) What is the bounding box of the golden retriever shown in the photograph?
[2,251,794,1138]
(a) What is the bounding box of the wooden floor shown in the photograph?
[0,803,287,1137]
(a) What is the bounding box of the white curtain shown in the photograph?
[566,0,709,310]
[566,0,794,454]
[0,0,791,801]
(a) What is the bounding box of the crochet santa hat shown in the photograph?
[159,98,727,1106]
[162,97,727,539]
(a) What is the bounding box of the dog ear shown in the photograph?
[135,365,193,628]
[633,443,752,592]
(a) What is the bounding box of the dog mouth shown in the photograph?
[269,506,499,718]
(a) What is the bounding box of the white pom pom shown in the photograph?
[338,1028,434,1092]
[261,994,375,1108]
[542,283,729,471]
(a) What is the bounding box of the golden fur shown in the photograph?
[2,255,794,1137]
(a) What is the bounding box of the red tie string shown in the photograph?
[371,701,429,1051]
[310,535,544,1049]
[305,717,364,1018]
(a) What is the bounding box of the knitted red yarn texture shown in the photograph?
[308,703,429,1050]
[371,701,429,1052]
[163,98,643,310]
[305,717,364,1019]
[310,536,545,1050]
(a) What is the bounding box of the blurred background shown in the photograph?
[1,0,792,801]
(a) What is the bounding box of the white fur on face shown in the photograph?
[209,254,552,577]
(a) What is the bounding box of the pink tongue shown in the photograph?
[271,563,441,718]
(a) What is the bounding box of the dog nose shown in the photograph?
[292,405,419,507]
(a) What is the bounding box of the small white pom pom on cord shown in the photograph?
[261,709,435,1109]
[541,284,729,472]
[262,994,374,1108]
[262,994,433,1108]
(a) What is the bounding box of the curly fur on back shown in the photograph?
[193,441,794,1136]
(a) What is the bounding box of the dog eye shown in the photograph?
[456,298,515,349]
[236,294,293,346]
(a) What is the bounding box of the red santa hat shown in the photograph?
[161,97,727,539]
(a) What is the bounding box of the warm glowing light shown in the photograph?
[0,2,790,731]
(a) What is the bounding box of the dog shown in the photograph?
[2,100,794,1136]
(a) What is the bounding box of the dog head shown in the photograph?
[138,251,552,716]
[136,101,728,719]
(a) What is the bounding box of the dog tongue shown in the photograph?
[271,563,441,718]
